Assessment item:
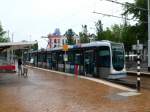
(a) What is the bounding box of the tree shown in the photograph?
[95,22,123,42]
[111,24,123,42]
[123,0,147,43]
[31,42,38,50]
[79,25,90,43]
[121,25,137,51]
[0,22,9,42]
[65,29,75,45]
[100,27,113,41]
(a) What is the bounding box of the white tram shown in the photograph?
[25,41,126,79]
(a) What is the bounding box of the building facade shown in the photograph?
[47,34,67,49]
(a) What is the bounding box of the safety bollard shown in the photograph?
[136,40,141,91]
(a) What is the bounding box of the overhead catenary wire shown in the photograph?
[105,0,148,12]
[93,0,148,24]
[93,11,137,21]
[93,11,148,23]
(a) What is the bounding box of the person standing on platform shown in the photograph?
[18,58,22,75]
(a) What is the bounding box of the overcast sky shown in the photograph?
[0,0,133,48]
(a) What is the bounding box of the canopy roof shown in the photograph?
[0,41,37,51]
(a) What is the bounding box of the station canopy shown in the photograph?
[0,41,37,51]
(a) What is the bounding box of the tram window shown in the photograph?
[98,46,110,67]
[84,52,93,64]
[68,53,74,64]
[52,53,57,62]
[111,44,124,71]
[38,53,46,62]
[75,54,81,64]
[43,53,47,62]
[47,54,52,67]
[58,54,63,63]
[38,53,42,62]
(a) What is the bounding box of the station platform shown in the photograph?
[0,67,150,112]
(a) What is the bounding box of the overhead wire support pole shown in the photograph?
[148,0,150,71]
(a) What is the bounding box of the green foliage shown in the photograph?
[123,0,147,43]
[65,29,75,45]
[31,43,38,50]
[0,22,9,42]
[79,32,89,43]
[95,19,138,51]
[100,27,113,41]
[95,0,147,51]
[121,25,137,51]
[95,22,123,42]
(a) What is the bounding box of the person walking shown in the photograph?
[18,58,22,75]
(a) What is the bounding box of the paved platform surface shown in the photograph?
[0,68,150,112]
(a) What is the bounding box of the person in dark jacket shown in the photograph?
[18,58,22,75]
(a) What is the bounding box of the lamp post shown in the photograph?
[148,0,150,71]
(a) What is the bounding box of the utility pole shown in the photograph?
[11,33,14,64]
[148,0,150,71]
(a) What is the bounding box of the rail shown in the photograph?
[127,71,150,77]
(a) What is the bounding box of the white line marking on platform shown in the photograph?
[117,92,141,97]
[27,65,136,92]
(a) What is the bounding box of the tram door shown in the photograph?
[98,46,111,78]
[84,50,94,76]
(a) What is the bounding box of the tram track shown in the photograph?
[127,71,150,77]
[108,73,150,90]
[107,79,137,89]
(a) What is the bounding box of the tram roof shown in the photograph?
[0,41,37,51]
[28,41,123,53]
[46,41,121,52]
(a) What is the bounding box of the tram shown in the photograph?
[24,41,126,79]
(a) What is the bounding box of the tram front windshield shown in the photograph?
[111,43,124,71]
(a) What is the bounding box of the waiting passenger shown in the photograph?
[18,58,22,75]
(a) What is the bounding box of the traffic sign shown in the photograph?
[64,54,68,61]
[63,44,68,51]
[132,44,143,50]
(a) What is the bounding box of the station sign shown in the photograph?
[132,44,143,50]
